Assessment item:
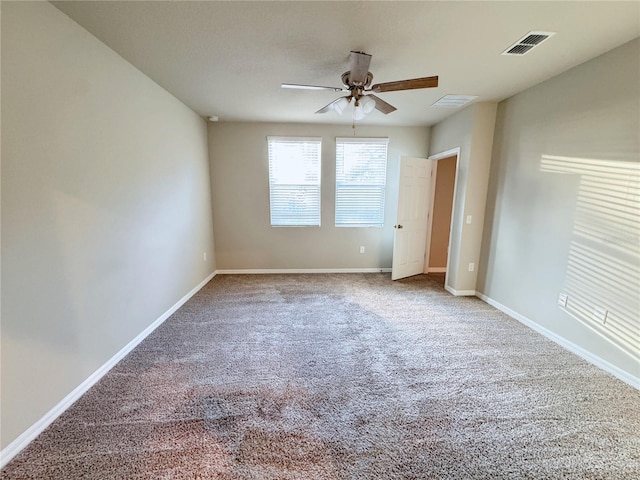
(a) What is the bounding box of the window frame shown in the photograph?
[335,137,389,228]
[267,136,322,227]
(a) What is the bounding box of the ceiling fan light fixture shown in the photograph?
[332,96,350,115]
[360,95,376,114]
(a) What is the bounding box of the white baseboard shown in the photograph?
[427,267,447,273]
[0,271,217,469]
[215,268,392,274]
[445,285,476,296]
[476,292,639,390]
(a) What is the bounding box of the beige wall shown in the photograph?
[477,38,639,378]
[209,122,429,270]
[429,102,498,293]
[1,2,216,448]
[429,156,457,268]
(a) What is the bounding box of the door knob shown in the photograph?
[394,224,403,229]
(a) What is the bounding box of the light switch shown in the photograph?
[558,293,568,307]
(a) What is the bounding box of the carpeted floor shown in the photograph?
[2,273,639,479]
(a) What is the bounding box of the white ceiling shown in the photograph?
[52,1,639,127]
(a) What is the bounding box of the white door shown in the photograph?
[391,156,433,280]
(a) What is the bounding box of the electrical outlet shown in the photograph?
[593,306,608,325]
[359,246,365,254]
[558,293,568,307]
[468,262,475,272]
[466,215,472,225]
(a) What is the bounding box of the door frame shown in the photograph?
[424,147,461,288]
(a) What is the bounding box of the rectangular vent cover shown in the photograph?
[432,95,479,108]
[506,44,535,55]
[502,31,555,56]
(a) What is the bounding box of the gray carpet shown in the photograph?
[3,274,639,479]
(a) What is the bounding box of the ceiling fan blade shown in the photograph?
[368,94,397,114]
[281,83,344,92]
[315,97,345,114]
[348,51,372,85]
[370,76,439,93]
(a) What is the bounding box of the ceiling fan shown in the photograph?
[281,51,438,119]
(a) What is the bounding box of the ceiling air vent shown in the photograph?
[502,31,555,56]
[432,95,478,108]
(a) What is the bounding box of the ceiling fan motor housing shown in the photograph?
[342,71,373,89]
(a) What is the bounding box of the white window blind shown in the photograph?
[335,137,388,227]
[268,136,322,226]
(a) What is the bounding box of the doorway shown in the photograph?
[424,152,459,287]
[391,150,461,284]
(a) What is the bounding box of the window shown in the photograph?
[335,137,388,227]
[267,136,322,226]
